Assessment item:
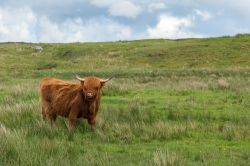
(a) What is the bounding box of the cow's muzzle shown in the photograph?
[86,92,95,100]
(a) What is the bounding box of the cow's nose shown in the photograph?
[86,92,94,99]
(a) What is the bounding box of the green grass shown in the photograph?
[0,34,250,165]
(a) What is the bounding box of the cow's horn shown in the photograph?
[100,77,112,83]
[75,74,85,82]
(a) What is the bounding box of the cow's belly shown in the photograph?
[54,107,71,117]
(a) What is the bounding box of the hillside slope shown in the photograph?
[0,34,250,80]
[0,35,250,165]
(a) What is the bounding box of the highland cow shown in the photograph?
[39,75,112,129]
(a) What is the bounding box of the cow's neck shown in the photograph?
[84,100,96,115]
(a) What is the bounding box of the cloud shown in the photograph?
[0,7,133,42]
[148,2,166,12]
[194,9,212,21]
[90,0,141,18]
[89,0,116,7]
[0,0,250,42]
[0,7,38,42]
[147,14,203,39]
[108,1,141,18]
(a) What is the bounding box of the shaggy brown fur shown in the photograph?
[39,76,111,129]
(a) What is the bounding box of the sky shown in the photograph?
[0,0,250,42]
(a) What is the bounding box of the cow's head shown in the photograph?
[76,75,112,101]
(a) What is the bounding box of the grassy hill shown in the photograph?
[0,34,250,165]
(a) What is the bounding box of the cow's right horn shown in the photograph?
[75,74,85,82]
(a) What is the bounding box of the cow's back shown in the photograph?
[40,77,69,101]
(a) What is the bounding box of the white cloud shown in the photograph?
[194,9,212,21]
[109,1,141,18]
[0,7,133,42]
[147,14,203,39]
[1,0,250,42]
[90,0,117,7]
[90,0,141,18]
[0,7,38,42]
[148,2,166,12]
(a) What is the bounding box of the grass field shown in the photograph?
[0,34,250,165]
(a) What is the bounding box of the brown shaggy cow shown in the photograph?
[39,75,112,129]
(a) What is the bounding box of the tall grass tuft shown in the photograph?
[152,150,182,166]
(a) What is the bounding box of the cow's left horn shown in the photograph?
[100,77,112,83]
[75,74,85,82]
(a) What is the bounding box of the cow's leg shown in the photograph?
[47,105,56,126]
[41,98,48,121]
[41,105,46,120]
[68,118,77,130]
[43,101,57,126]
[88,117,96,129]
[68,111,78,130]
[48,113,57,127]
[88,103,96,129]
